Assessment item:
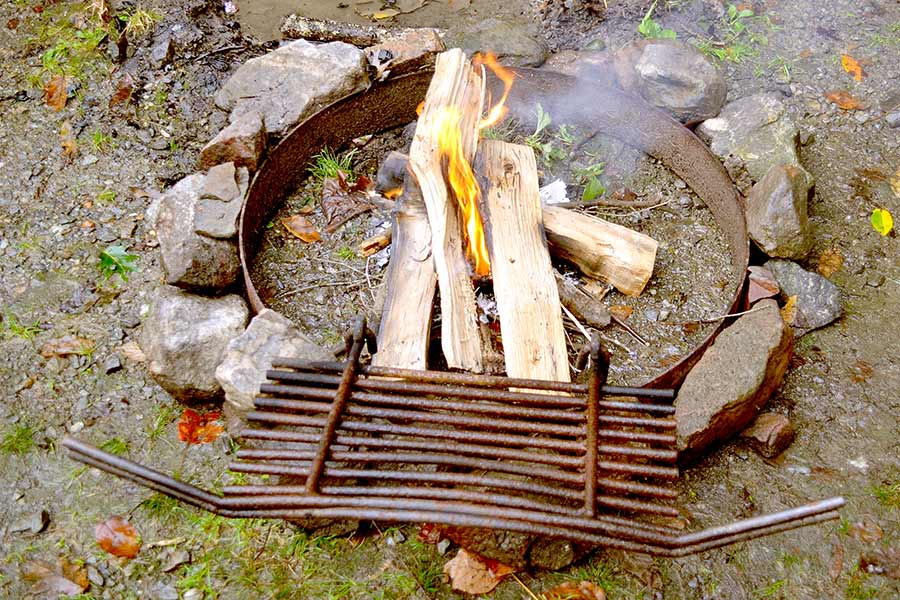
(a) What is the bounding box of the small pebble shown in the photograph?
[436,538,452,555]
[69,421,85,434]
[866,274,885,288]
[885,111,900,128]
[87,565,105,587]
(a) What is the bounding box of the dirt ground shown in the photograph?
[1,1,899,599]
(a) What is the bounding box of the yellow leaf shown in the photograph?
[841,54,864,81]
[871,208,894,236]
[780,295,798,326]
[281,215,320,243]
[43,75,67,111]
[371,9,400,19]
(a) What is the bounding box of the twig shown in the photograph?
[599,333,633,354]
[611,313,649,346]
[194,44,244,61]
[560,303,591,341]
[691,304,768,324]
[274,279,364,300]
[511,574,542,600]
[627,197,673,215]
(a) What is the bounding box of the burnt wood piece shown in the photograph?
[476,140,569,382]
[555,272,612,330]
[281,14,390,46]
[408,49,485,372]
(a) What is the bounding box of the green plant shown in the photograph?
[846,573,878,600]
[309,147,357,185]
[693,4,772,63]
[90,129,113,152]
[336,246,356,260]
[523,104,566,164]
[2,312,41,340]
[96,189,116,203]
[638,1,677,39]
[98,244,138,281]
[1,424,37,454]
[573,162,606,202]
[121,5,162,38]
[148,403,177,440]
[871,482,900,510]
[99,437,129,455]
[753,579,785,598]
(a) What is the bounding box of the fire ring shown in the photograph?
[238,68,749,389]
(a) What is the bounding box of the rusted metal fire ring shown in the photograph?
[238,67,749,390]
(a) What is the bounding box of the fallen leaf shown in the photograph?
[829,543,844,581]
[780,295,798,326]
[7,17,20,29]
[33,5,44,13]
[118,341,146,363]
[177,408,224,444]
[859,547,900,579]
[544,580,607,600]
[891,166,900,199]
[609,305,633,320]
[443,549,514,595]
[60,120,77,157]
[95,515,142,558]
[681,321,701,335]
[854,167,888,182]
[372,9,400,19]
[109,73,134,107]
[871,208,893,236]
[824,90,866,110]
[321,171,376,233]
[817,249,843,278]
[281,215,321,243]
[849,517,883,543]
[841,54,865,81]
[417,523,442,544]
[43,75,67,111]
[21,559,88,596]
[40,335,94,358]
[850,360,874,382]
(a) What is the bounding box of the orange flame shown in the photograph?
[435,107,491,277]
[474,52,516,131]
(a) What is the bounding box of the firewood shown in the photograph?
[359,230,392,257]
[554,272,611,330]
[408,49,485,372]
[542,205,658,297]
[372,172,436,370]
[476,140,570,382]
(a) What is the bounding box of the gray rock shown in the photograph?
[193,162,248,239]
[613,39,726,123]
[198,111,267,173]
[540,49,615,86]
[150,34,175,68]
[527,538,584,571]
[746,164,814,259]
[143,286,248,402]
[87,564,104,587]
[444,17,548,67]
[764,259,842,335]
[156,173,240,292]
[740,412,795,458]
[214,40,369,138]
[374,151,408,194]
[215,309,328,413]
[9,510,50,534]
[885,111,900,128]
[103,355,123,374]
[365,28,444,79]
[697,93,806,184]
[438,525,533,569]
[675,299,793,464]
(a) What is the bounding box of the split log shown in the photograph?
[372,173,436,370]
[554,272,611,330]
[476,140,570,382]
[542,205,658,297]
[408,49,485,372]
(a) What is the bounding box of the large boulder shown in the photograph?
[155,173,241,293]
[143,286,248,402]
[198,111,267,173]
[675,299,793,464]
[746,164,814,259]
[613,38,726,123]
[764,259,842,335]
[697,93,806,184]
[214,40,369,139]
[444,17,548,67]
[215,309,329,413]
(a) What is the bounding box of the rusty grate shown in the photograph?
[63,316,843,557]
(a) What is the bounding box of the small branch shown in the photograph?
[561,302,591,341]
[274,279,365,300]
[610,314,649,346]
[511,574,541,600]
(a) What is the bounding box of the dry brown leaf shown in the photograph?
[177,409,224,444]
[109,73,134,107]
[824,90,866,110]
[829,543,844,581]
[281,215,321,243]
[60,120,78,157]
[7,17,20,29]
[850,360,874,383]
[859,547,900,579]
[321,171,376,233]
[22,559,88,596]
[443,549,514,595]
[43,75,67,111]
[119,341,146,363]
[95,515,142,558]
[544,580,607,600]
[850,518,883,543]
[841,54,865,81]
[780,295,798,326]
[817,249,843,278]
[609,305,633,320]
[40,335,93,358]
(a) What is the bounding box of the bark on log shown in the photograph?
[555,272,611,329]
[372,173,436,369]
[542,205,658,297]
[476,140,570,382]
[408,49,485,372]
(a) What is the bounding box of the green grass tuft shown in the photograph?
[309,147,357,185]
[1,424,37,455]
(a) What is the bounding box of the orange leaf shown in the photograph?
[609,305,633,320]
[95,515,141,558]
[443,549,514,595]
[43,75,67,111]
[544,581,607,600]
[841,54,864,81]
[177,408,224,444]
[7,17,20,29]
[60,120,78,157]
[824,90,866,111]
[849,360,873,383]
[109,73,134,107]
[281,215,321,243]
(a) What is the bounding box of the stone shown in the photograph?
[697,93,806,185]
[214,40,369,138]
[437,525,533,569]
[613,39,726,123]
[150,34,175,68]
[374,151,408,194]
[747,266,780,304]
[675,299,793,464]
[155,173,240,292]
[540,50,615,86]
[764,259,842,335]
[527,538,584,571]
[215,309,328,413]
[103,355,123,374]
[444,17,548,67]
[9,509,50,534]
[885,111,900,128]
[746,164,814,259]
[193,162,248,239]
[198,111,267,173]
[365,28,444,80]
[740,412,795,458]
[142,286,248,402]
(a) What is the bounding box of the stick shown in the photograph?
[555,272,611,330]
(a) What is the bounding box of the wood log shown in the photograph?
[476,140,570,382]
[555,272,611,330]
[408,49,484,372]
[542,205,658,297]
[372,172,436,369]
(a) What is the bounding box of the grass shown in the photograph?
[309,147,357,185]
[90,129,113,153]
[96,189,117,203]
[752,579,786,598]
[336,246,357,260]
[2,312,41,340]
[1,424,37,455]
[871,482,900,510]
[692,3,776,64]
[99,437,129,455]
[846,573,878,600]
[148,403,178,440]
[120,5,162,38]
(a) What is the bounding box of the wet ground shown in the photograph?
[1,0,899,599]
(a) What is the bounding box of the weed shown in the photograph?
[148,403,177,440]
[523,103,567,164]
[90,129,113,153]
[96,189,117,203]
[1,424,37,454]
[336,246,357,260]
[2,312,41,340]
[140,492,183,522]
[845,573,878,600]
[167,139,179,153]
[99,437,129,455]
[871,482,900,510]
[309,147,357,185]
[693,4,773,63]
[121,6,162,38]
[98,244,138,281]
[639,1,677,39]
[572,162,606,202]
[752,579,785,598]
[480,118,517,141]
